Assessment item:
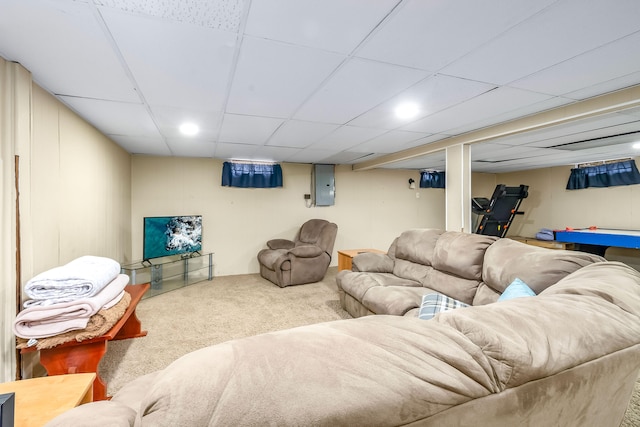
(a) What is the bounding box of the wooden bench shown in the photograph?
[20,283,149,401]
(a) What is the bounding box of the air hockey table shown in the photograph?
[554,228,640,256]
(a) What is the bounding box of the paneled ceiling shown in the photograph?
[1,0,640,172]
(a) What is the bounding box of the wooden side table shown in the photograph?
[337,249,386,271]
[0,373,95,427]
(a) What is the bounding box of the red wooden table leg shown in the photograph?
[38,341,108,401]
[113,309,147,340]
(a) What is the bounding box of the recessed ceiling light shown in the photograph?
[179,122,199,136]
[395,102,420,120]
[633,141,640,149]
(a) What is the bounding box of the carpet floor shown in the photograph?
[99,267,640,426]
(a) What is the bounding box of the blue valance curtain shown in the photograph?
[566,159,640,190]
[221,162,283,188]
[420,171,446,188]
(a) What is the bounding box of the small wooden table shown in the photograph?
[0,373,95,427]
[337,249,386,271]
[20,283,149,401]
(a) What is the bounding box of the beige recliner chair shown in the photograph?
[257,219,338,287]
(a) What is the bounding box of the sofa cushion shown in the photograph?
[498,278,536,301]
[541,261,640,315]
[482,238,605,295]
[423,269,480,305]
[418,293,469,320]
[432,231,497,280]
[435,264,640,390]
[472,282,501,305]
[134,315,501,426]
[393,229,443,267]
[393,258,432,284]
[362,285,428,316]
[337,271,421,303]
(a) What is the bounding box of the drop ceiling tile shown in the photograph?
[0,0,138,102]
[472,145,553,162]
[250,145,300,163]
[618,106,640,119]
[213,141,258,160]
[95,0,245,31]
[349,74,496,129]
[382,152,446,170]
[294,58,430,124]
[218,114,284,144]
[150,106,223,140]
[310,125,388,151]
[401,87,553,134]
[442,0,640,85]
[100,6,237,111]
[356,0,556,71]
[244,0,397,54]
[60,97,159,137]
[109,135,171,156]
[510,32,640,96]
[566,72,640,100]
[318,151,378,164]
[493,115,640,148]
[351,130,429,154]
[165,139,216,157]
[267,120,340,148]
[284,148,340,164]
[449,96,574,136]
[226,37,345,118]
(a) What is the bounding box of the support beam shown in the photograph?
[445,144,471,233]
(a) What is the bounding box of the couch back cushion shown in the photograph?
[480,238,605,300]
[432,231,497,280]
[425,231,497,304]
[424,269,483,305]
[393,229,443,282]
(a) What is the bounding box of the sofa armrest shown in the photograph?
[289,245,324,258]
[267,239,295,250]
[352,253,394,272]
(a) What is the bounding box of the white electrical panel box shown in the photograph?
[312,164,335,206]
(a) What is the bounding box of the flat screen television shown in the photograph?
[143,215,202,261]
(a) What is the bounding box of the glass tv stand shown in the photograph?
[121,252,213,299]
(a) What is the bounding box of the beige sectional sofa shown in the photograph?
[46,229,640,426]
[336,228,605,317]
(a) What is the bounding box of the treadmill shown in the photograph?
[473,184,528,238]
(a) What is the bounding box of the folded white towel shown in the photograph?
[23,255,120,306]
[14,274,129,339]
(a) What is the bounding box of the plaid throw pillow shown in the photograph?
[418,293,469,320]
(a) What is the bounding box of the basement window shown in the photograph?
[221,161,283,188]
[566,159,640,190]
[420,171,446,189]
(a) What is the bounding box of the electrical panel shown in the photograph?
[312,164,335,206]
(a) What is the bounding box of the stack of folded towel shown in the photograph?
[13,256,129,340]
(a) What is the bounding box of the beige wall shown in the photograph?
[498,158,640,237]
[28,84,132,275]
[131,156,448,275]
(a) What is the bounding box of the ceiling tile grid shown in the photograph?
[1,0,640,172]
